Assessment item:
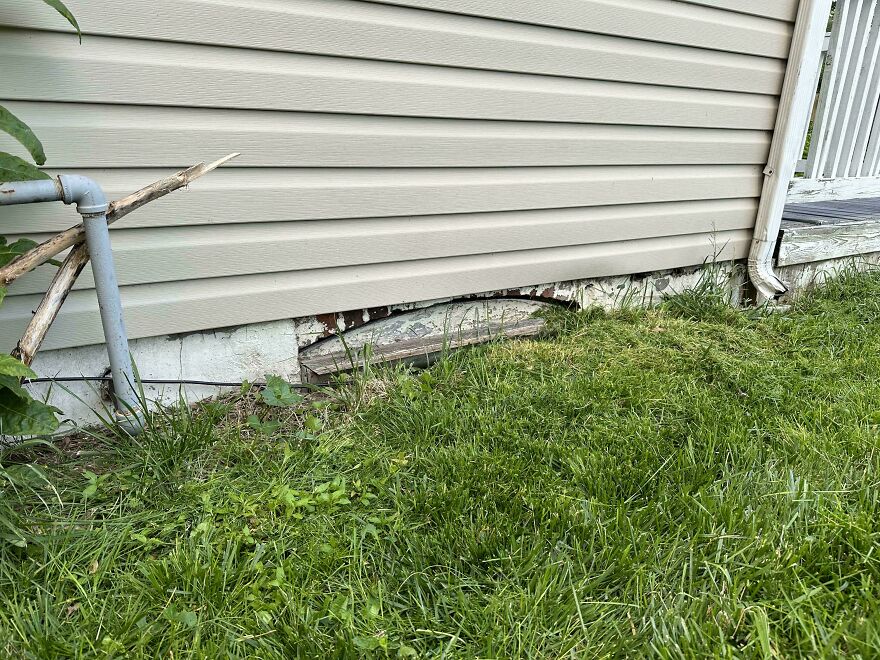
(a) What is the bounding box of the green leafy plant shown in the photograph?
[0,0,79,182]
[260,375,305,408]
[0,355,60,436]
[0,0,80,437]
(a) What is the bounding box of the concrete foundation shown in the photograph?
[21,255,876,430]
[27,320,299,430]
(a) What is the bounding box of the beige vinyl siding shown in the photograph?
[4,104,773,169]
[9,199,760,296]
[0,165,764,233]
[676,0,798,21]
[0,4,787,93]
[355,0,796,54]
[1,32,778,129]
[0,0,794,350]
[3,232,752,349]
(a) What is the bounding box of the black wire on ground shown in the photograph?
[23,376,317,390]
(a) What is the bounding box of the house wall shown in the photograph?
[0,0,797,351]
[37,247,877,432]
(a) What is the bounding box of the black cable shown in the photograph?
[24,376,316,390]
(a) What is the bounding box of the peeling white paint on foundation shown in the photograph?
[24,256,862,431]
[26,320,299,430]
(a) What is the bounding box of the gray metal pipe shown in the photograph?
[0,178,63,205]
[0,175,143,434]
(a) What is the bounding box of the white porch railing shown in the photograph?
[790,0,880,202]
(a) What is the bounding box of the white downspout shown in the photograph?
[748,0,833,302]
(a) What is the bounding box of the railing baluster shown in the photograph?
[816,0,861,177]
[867,110,880,175]
[860,98,880,176]
[792,2,880,201]
[849,11,880,176]
[838,1,880,176]
[806,0,852,178]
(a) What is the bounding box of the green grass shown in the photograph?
[4,270,880,657]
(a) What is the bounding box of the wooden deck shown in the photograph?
[777,197,880,266]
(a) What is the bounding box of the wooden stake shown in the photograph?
[12,243,89,366]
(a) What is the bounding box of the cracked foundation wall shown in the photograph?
[26,256,872,430]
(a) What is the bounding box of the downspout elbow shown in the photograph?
[748,240,787,302]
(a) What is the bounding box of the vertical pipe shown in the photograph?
[81,212,141,428]
[57,175,142,430]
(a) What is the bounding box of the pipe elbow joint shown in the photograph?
[58,174,109,216]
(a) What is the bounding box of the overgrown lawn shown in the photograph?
[3,272,880,657]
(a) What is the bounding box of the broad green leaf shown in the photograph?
[163,606,198,628]
[0,238,59,270]
[0,105,46,165]
[0,354,37,380]
[0,374,29,400]
[179,611,198,628]
[0,387,59,435]
[0,238,37,268]
[304,414,322,432]
[0,152,50,184]
[260,375,304,408]
[40,0,81,41]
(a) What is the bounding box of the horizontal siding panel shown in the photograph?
[0,0,785,94]
[2,231,752,351]
[0,31,778,129]
[0,166,764,233]
[363,0,793,57]
[676,0,798,22]
[0,102,772,169]
[8,199,758,295]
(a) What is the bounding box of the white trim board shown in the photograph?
[788,176,880,202]
[777,217,880,265]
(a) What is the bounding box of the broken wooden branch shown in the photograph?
[4,152,238,366]
[0,153,238,287]
[12,243,90,366]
